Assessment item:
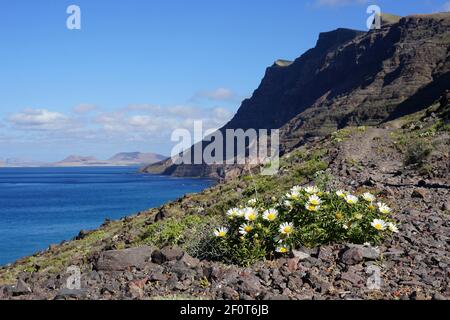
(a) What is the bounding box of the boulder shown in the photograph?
[341,248,364,265]
[304,272,332,294]
[154,209,166,222]
[95,246,154,271]
[238,273,263,298]
[54,288,86,300]
[342,245,380,265]
[151,246,184,264]
[12,279,32,296]
[411,189,428,199]
[292,250,311,261]
[128,281,145,299]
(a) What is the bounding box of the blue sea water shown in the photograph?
[0,167,213,266]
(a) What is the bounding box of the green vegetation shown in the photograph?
[140,214,222,259]
[209,187,398,266]
[331,126,365,143]
[404,139,433,166]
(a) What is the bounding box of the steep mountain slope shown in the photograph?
[143,13,450,177]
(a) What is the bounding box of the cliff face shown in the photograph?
[279,13,450,150]
[143,13,450,177]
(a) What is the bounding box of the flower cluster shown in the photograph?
[213,185,399,260]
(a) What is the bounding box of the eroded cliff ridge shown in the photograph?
[143,13,450,178]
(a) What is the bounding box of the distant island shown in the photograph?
[0,152,167,168]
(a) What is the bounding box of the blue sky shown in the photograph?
[0,0,448,162]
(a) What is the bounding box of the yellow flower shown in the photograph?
[279,222,294,236]
[353,213,363,220]
[335,212,343,220]
[213,227,228,238]
[276,246,289,254]
[263,209,279,222]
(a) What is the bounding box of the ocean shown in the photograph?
[0,167,213,266]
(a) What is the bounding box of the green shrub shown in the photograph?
[404,140,433,166]
[140,215,222,258]
[295,159,328,179]
[211,185,398,266]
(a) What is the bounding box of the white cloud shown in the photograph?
[72,103,98,114]
[191,88,237,102]
[7,108,72,131]
[3,103,234,154]
[95,105,233,138]
[315,0,368,6]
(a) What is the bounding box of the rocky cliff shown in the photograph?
[143,13,449,178]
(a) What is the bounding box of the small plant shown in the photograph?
[140,215,222,259]
[404,140,433,166]
[212,185,399,266]
[199,277,210,288]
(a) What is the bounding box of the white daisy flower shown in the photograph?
[308,194,322,206]
[291,185,303,193]
[377,203,392,214]
[236,208,246,217]
[239,224,254,236]
[336,190,346,198]
[226,208,240,219]
[262,209,278,222]
[243,207,258,222]
[286,190,301,201]
[279,222,294,236]
[387,222,399,233]
[213,227,228,238]
[305,203,320,212]
[344,194,359,204]
[362,192,376,202]
[371,219,387,231]
[304,186,319,194]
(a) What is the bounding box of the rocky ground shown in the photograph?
[0,101,449,300]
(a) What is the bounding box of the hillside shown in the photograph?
[143,13,450,178]
[0,96,448,300]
